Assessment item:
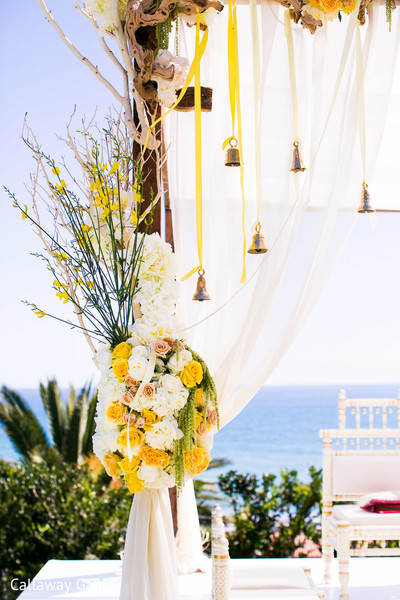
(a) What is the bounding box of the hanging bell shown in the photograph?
[290,141,306,173]
[225,138,241,167]
[358,181,375,213]
[248,223,268,254]
[193,269,211,301]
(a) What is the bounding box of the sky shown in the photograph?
[0,0,399,390]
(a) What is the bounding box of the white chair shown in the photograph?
[211,505,323,600]
[320,390,400,600]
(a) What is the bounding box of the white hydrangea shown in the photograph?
[150,387,173,418]
[85,0,129,31]
[92,426,119,461]
[145,419,183,451]
[97,343,112,374]
[137,464,175,488]
[170,388,190,412]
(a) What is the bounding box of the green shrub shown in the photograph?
[0,460,132,600]
[218,467,322,558]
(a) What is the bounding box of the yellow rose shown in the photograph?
[125,471,145,494]
[119,455,140,474]
[112,342,132,360]
[341,0,357,13]
[139,446,170,468]
[195,388,204,406]
[117,427,144,454]
[103,453,120,477]
[112,359,129,381]
[317,0,341,12]
[142,409,159,431]
[106,402,127,424]
[180,360,203,388]
[195,410,203,429]
[184,447,210,476]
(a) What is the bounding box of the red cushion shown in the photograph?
[359,491,400,513]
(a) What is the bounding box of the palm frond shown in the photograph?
[40,381,65,453]
[64,394,84,463]
[81,391,98,456]
[0,388,49,457]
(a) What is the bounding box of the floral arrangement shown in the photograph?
[93,232,218,493]
[279,0,393,33]
[8,117,218,493]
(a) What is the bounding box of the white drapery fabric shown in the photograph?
[169,0,400,573]
[119,488,178,600]
[170,1,400,424]
[120,3,400,599]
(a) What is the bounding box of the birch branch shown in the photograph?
[36,0,143,144]
[110,0,157,149]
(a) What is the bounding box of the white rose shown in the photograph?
[159,374,183,393]
[131,345,150,359]
[128,355,148,380]
[167,349,193,373]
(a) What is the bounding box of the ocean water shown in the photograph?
[1,384,399,483]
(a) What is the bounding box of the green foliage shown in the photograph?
[218,467,322,558]
[0,381,97,464]
[0,460,132,600]
[194,458,231,524]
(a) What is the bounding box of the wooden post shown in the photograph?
[133,102,177,531]
[133,103,161,235]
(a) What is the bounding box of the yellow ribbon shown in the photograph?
[250,0,261,226]
[227,0,246,283]
[194,13,203,273]
[180,11,208,281]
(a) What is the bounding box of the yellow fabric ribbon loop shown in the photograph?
[181,265,201,282]
[222,136,238,151]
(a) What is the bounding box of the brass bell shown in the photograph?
[248,223,268,254]
[193,269,211,301]
[358,181,375,213]
[225,138,241,167]
[290,141,306,173]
